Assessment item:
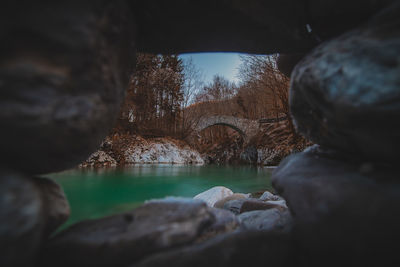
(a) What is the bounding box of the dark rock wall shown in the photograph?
[0,1,136,174]
[290,2,400,163]
[132,0,393,54]
[0,0,398,266]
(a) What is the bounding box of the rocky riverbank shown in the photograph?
[80,134,204,167]
[80,125,309,168]
[201,121,312,166]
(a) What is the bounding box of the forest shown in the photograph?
[113,53,300,154]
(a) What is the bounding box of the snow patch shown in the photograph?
[124,141,204,165]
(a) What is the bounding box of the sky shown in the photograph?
[179,52,242,85]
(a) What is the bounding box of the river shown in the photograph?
[49,165,274,229]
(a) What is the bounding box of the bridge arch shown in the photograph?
[200,122,246,138]
[194,115,260,144]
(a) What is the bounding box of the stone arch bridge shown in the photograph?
[194,115,287,143]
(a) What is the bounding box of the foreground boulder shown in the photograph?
[41,198,220,267]
[290,2,400,164]
[193,186,233,207]
[272,147,400,266]
[132,231,293,267]
[213,193,249,208]
[238,208,292,232]
[0,1,136,174]
[33,177,70,237]
[223,198,287,215]
[196,208,239,242]
[0,170,44,267]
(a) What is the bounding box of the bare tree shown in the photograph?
[238,54,292,128]
[179,56,204,139]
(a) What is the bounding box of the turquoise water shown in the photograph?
[49,165,274,228]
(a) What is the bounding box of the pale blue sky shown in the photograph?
[179,52,242,84]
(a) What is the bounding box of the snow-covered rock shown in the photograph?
[124,141,204,164]
[80,135,204,167]
[193,186,233,207]
[80,151,117,168]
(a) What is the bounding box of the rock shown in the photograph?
[239,145,258,164]
[193,186,233,207]
[240,199,287,213]
[290,2,400,164]
[196,208,239,243]
[259,191,282,201]
[238,208,292,232]
[33,177,70,237]
[40,198,215,267]
[223,199,247,214]
[265,200,287,210]
[135,0,390,54]
[277,53,305,77]
[0,1,136,174]
[0,170,44,267]
[132,230,293,267]
[223,198,285,215]
[124,140,204,165]
[271,148,400,266]
[79,150,117,168]
[257,148,286,166]
[213,193,249,208]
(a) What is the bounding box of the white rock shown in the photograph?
[193,186,233,207]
